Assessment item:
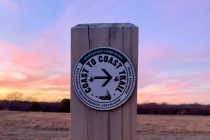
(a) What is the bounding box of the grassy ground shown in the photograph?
[1,111,210,140]
[138,115,210,140]
[0,111,69,140]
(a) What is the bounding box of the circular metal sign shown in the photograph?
[73,47,136,110]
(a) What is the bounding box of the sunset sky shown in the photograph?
[0,0,210,104]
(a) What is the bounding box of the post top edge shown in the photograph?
[72,23,138,29]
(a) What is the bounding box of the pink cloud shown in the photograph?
[138,39,210,90]
[0,41,42,71]
[0,0,18,13]
[0,6,75,100]
[0,39,70,93]
[138,41,177,87]
[138,90,210,104]
[163,81,197,92]
[199,71,210,82]
[0,70,70,92]
[138,70,210,104]
[140,41,176,65]
[0,38,68,70]
[39,73,70,92]
[139,70,207,93]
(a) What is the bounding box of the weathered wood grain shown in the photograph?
[71,23,138,140]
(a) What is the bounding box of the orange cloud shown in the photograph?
[0,3,73,102]
[0,38,70,101]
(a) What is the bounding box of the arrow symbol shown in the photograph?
[94,69,112,87]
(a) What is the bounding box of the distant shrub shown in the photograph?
[8,101,31,111]
[30,102,40,112]
[60,99,70,112]
[39,102,61,112]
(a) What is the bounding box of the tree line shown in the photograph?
[1,100,210,115]
[138,103,210,115]
[0,99,70,113]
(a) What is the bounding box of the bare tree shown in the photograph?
[6,92,23,101]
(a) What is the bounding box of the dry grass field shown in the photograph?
[1,111,210,140]
[138,115,210,140]
[0,111,69,140]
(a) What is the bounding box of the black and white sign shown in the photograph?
[73,47,136,110]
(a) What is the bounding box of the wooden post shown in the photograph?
[71,23,138,140]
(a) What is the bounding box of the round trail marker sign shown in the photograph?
[73,47,136,110]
